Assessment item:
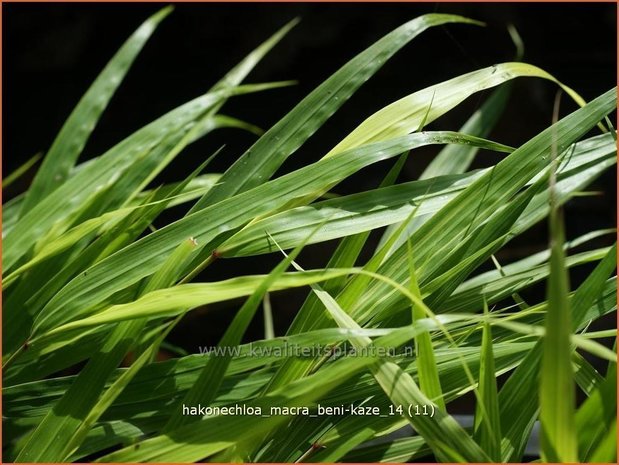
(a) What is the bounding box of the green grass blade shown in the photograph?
[407,239,446,410]
[163,226,320,431]
[207,114,264,136]
[327,63,585,157]
[352,89,616,340]
[2,152,42,189]
[276,245,487,462]
[260,154,408,393]
[19,7,172,217]
[3,82,281,273]
[189,14,480,212]
[62,317,179,460]
[33,131,502,335]
[3,206,139,287]
[588,420,617,463]
[540,150,577,461]
[444,228,614,314]
[85,82,290,219]
[218,170,486,258]
[499,262,616,461]
[381,132,616,262]
[576,355,617,460]
[37,269,356,338]
[419,24,524,180]
[263,293,275,340]
[423,183,541,309]
[571,243,618,329]
[95,328,423,462]
[133,173,221,209]
[473,299,501,461]
[275,63,556,215]
[573,352,604,396]
[3,151,218,359]
[2,193,25,237]
[13,238,198,462]
[209,18,299,93]
[420,84,512,180]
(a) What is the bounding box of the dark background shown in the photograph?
[3,3,617,365]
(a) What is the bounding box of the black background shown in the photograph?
[3,3,617,365]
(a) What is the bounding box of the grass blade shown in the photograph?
[473,299,501,461]
[189,14,481,211]
[37,269,356,338]
[588,420,617,463]
[218,170,485,257]
[163,226,321,431]
[3,82,273,272]
[273,240,488,462]
[14,238,198,462]
[33,131,503,335]
[2,152,42,189]
[19,7,172,217]
[407,239,445,410]
[576,352,617,461]
[96,327,424,462]
[327,62,585,157]
[420,84,512,180]
[539,111,577,461]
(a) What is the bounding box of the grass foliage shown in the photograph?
[2,8,616,463]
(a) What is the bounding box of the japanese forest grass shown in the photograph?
[2,7,617,463]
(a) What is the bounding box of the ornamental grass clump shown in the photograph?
[2,7,616,463]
